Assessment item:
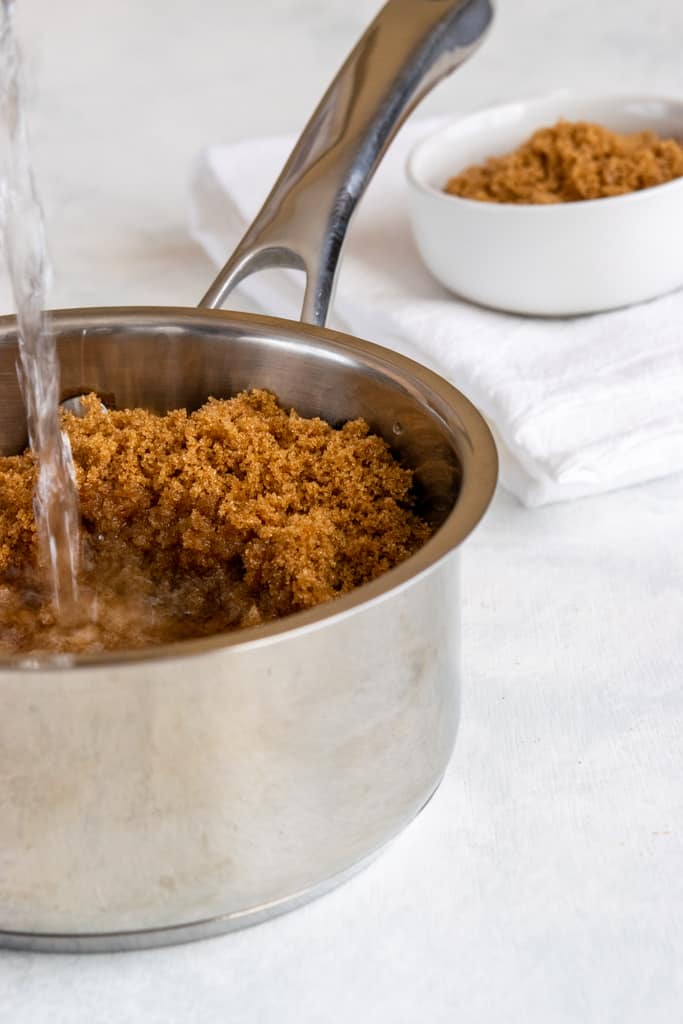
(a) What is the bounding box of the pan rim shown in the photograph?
[0,306,498,671]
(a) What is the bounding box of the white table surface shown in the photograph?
[2,1,682,1021]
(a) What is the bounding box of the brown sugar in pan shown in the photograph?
[0,390,431,655]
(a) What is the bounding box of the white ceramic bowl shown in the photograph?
[406,93,683,316]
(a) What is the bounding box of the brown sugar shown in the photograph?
[0,390,431,656]
[444,120,683,204]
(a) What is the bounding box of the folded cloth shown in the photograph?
[189,119,683,506]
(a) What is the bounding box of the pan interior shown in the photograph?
[0,306,498,666]
[0,308,464,530]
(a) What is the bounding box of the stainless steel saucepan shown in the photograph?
[0,0,496,951]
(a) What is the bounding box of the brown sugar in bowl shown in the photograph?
[443,120,683,205]
[407,93,683,315]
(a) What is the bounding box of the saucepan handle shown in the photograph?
[198,0,493,326]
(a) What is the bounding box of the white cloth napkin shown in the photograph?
[189,119,683,506]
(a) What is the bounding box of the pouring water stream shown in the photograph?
[0,0,81,616]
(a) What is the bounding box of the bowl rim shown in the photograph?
[0,305,498,672]
[406,90,683,213]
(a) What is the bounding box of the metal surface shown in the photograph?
[0,0,497,951]
[0,309,496,950]
[0,839,390,954]
[200,0,493,324]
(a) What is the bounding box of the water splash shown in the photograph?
[0,0,81,614]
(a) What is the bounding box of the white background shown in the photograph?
[2,1,682,1020]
